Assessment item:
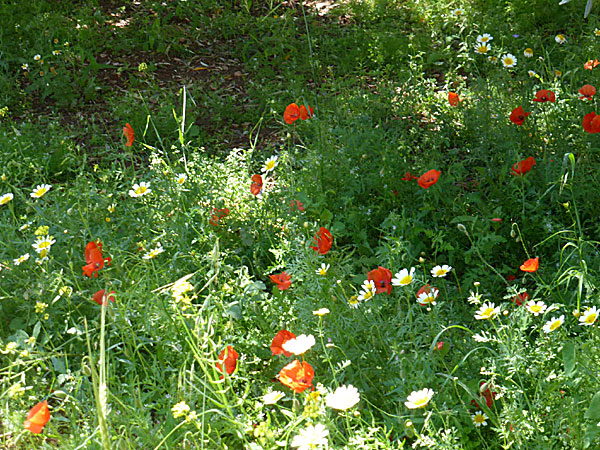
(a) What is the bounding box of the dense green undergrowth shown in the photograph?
[2,0,600,449]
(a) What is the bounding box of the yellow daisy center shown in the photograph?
[400,275,412,285]
[550,320,562,331]
[474,414,486,423]
[363,291,373,300]
[319,269,327,275]
[482,308,494,317]
[265,161,276,170]
[435,269,447,276]
[477,45,488,53]
[504,57,513,65]
[413,397,429,407]
[530,305,542,313]
[135,186,147,195]
[1,197,11,205]
[35,188,47,197]
[585,313,597,324]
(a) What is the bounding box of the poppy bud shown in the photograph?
[419,257,425,263]
[510,228,516,238]
[457,223,467,234]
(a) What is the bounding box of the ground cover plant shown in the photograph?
[2,0,600,449]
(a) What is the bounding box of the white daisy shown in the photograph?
[528,70,538,77]
[348,296,360,308]
[392,267,415,286]
[316,263,330,276]
[176,173,187,185]
[14,253,30,265]
[357,280,376,302]
[474,43,490,54]
[502,54,517,68]
[523,48,533,58]
[555,34,566,44]
[542,315,564,333]
[595,28,600,37]
[579,306,598,326]
[472,411,488,427]
[417,288,439,306]
[488,55,498,63]
[32,235,56,254]
[325,385,360,410]
[526,300,547,316]
[129,181,151,197]
[30,184,51,199]
[36,248,50,264]
[451,8,465,16]
[0,193,14,205]
[291,423,329,450]
[262,156,278,174]
[33,54,41,61]
[467,290,482,305]
[143,243,164,259]
[431,264,452,278]
[52,50,61,56]
[475,302,500,320]
[21,63,29,71]
[477,34,493,43]
[405,388,434,409]
[312,308,330,316]
[262,390,285,405]
[282,334,316,355]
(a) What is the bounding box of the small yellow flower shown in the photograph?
[35,225,49,236]
[554,70,562,77]
[523,48,533,58]
[35,302,48,314]
[171,401,190,419]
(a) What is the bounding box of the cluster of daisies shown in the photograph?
[20,39,69,73]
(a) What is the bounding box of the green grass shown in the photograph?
[2,0,600,449]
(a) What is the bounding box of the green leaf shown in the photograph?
[584,392,600,420]
[563,342,576,377]
[320,208,333,224]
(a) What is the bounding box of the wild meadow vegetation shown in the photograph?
[3,0,600,448]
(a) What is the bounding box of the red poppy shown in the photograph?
[368,266,393,294]
[270,272,292,291]
[216,346,239,376]
[417,169,440,189]
[448,92,460,106]
[434,341,445,351]
[582,112,600,133]
[271,330,296,357]
[579,84,596,100]
[532,89,555,103]
[311,227,332,255]
[209,208,230,227]
[471,382,497,409]
[250,174,263,196]
[510,106,530,125]
[490,218,502,223]
[511,156,536,176]
[289,200,305,212]
[93,289,116,306]
[278,359,314,393]
[24,400,50,434]
[507,275,516,282]
[584,59,599,70]
[82,241,111,278]
[123,123,135,147]
[299,105,313,120]
[284,103,300,124]
[402,171,417,181]
[512,291,529,306]
[520,257,539,272]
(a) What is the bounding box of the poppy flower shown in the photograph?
[250,174,263,196]
[402,171,417,181]
[270,272,292,291]
[417,169,441,189]
[216,346,239,377]
[299,104,313,120]
[532,89,555,103]
[490,218,502,223]
[123,123,135,147]
[512,291,529,306]
[579,84,596,101]
[367,266,393,294]
[471,382,497,409]
[24,400,50,434]
[93,289,116,306]
[311,227,332,255]
[209,208,229,227]
[284,103,300,124]
[511,156,536,176]
[448,92,460,106]
[82,241,111,278]
[271,329,296,357]
[520,257,539,272]
[289,200,305,212]
[584,59,599,70]
[510,106,530,125]
[582,112,600,133]
[434,341,445,351]
[278,359,314,393]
